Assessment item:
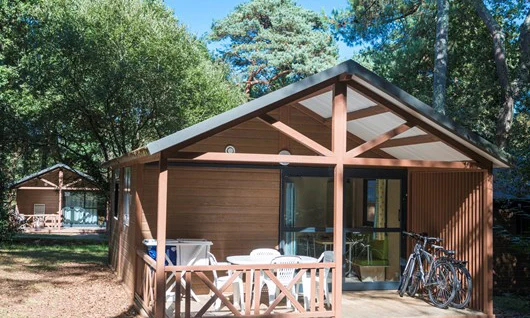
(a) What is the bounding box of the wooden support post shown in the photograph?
[155,152,168,318]
[483,168,494,316]
[332,81,347,318]
[57,169,63,229]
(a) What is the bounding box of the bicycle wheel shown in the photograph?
[450,265,472,309]
[399,257,415,297]
[427,261,457,308]
[407,269,421,297]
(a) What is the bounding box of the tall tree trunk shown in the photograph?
[471,0,516,149]
[433,0,449,115]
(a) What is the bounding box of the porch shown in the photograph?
[134,250,485,318]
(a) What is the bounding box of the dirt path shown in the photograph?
[0,240,141,318]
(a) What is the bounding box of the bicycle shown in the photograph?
[399,231,457,309]
[432,244,472,309]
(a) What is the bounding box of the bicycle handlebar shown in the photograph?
[403,231,443,243]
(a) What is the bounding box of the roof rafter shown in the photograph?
[258,114,334,157]
[291,103,396,159]
[378,134,439,148]
[346,123,413,157]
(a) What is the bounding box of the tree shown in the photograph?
[433,0,449,114]
[332,0,450,114]
[6,0,244,187]
[469,0,530,148]
[210,0,338,98]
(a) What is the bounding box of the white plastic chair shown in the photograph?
[250,248,281,258]
[302,251,334,310]
[208,253,244,311]
[261,256,301,310]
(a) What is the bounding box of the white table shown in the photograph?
[227,255,318,265]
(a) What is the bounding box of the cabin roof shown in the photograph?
[10,163,95,189]
[106,60,511,168]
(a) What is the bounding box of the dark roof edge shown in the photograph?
[107,60,510,169]
[146,61,352,154]
[10,163,96,189]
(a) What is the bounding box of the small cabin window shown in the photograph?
[123,167,131,226]
[34,204,46,215]
[113,169,120,219]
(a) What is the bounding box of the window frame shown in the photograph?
[123,166,131,226]
[34,204,46,215]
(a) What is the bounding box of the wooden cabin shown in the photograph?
[11,163,106,230]
[104,60,510,318]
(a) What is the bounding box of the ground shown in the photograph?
[0,235,140,318]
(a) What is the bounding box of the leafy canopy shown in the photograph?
[210,0,338,97]
[1,0,245,188]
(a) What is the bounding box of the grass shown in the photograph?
[0,235,108,270]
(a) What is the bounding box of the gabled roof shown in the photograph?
[108,60,511,168]
[10,163,95,189]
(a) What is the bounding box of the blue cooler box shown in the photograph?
[143,239,177,265]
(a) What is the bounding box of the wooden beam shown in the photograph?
[378,134,439,148]
[346,105,389,121]
[64,178,82,188]
[62,187,99,191]
[291,103,396,159]
[39,178,58,188]
[17,187,56,190]
[483,169,494,315]
[258,114,333,156]
[347,80,492,168]
[346,123,412,157]
[168,152,336,166]
[332,81,346,318]
[155,152,168,318]
[343,157,480,169]
[58,169,63,228]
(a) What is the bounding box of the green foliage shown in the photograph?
[210,0,338,97]
[333,0,530,197]
[1,0,245,188]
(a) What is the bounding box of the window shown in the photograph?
[123,167,131,226]
[364,179,376,226]
[34,204,45,215]
[113,169,120,219]
[63,192,105,226]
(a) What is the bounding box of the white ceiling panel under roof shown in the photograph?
[347,112,407,141]
[391,127,427,139]
[299,87,377,119]
[381,142,472,161]
[298,88,474,162]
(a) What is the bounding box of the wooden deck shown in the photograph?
[342,291,486,318]
[161,290,485,317]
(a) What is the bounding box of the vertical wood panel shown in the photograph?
[408,170,489,313]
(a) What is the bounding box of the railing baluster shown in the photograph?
[310,268,316,311]
[175,272,181,318]
[253,269,261,314]
[185,272,191,318]
[318,268,325,311]
[245,270,252,315]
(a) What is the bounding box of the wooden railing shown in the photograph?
[136,250,157,316]
[164,262,336,318]
[22,214,61,229]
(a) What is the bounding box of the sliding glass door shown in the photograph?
[343,169,406,290]
[280,167,406,290]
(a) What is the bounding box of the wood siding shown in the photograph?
[108,165,138,297]
[140,166,281,261]
[16,189,59,215]
[408,170,490,313]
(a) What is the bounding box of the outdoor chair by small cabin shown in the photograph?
[11,163,106,231]
[104,60,510,318]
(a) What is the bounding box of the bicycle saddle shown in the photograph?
[432,245,456,256]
